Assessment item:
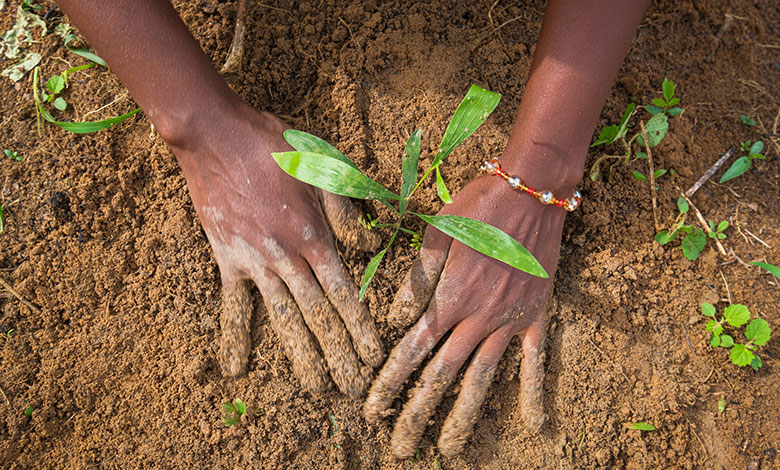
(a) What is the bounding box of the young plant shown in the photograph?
[589,78,682,181]
[738,114,755,126]
[221,398,246,426]
[719,140,765,183]
[23,405,34,417]
[702,303,772,370]
[707,220,728,240]
[629,421,655,431]
[654,197,707,260]
[3,149,23,161]
[272,85,548,298]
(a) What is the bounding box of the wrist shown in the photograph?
[499,139,586,197]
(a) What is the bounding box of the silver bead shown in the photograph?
[540,191,554,204]
[485,162,497,175]
[508,176,521,188]
[573,191,581,199]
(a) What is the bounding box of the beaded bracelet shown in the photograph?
[480,157,582,211]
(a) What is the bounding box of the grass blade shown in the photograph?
[415,214,547,278]
[283,130,358,170]
[435,167,452,204]
[432,85,501,167]
[273,151,400,201]
[360,248,387,300]
[64,34,107,67]
[752,261,780,280]
[401,129,421,201]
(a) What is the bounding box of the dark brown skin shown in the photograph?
[56,0,650,456]
[365,0,651,457]
[55,0,384,397]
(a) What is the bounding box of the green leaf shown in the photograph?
[705,319,716,331]
[46,74,65,94]
[645,105,663,115]
[635,151,647,159]
[632,170,646,181]
[644,113,669,147]
[401,129,421,200]
[273,151,399,202]
[717,220,728,232]
[652,97,666,108]
[750,355,762,370]
[629,422,655,431]
[752,261,780,280]
[667,97,680,106]
[235,398,246,415]
[681,229,706,260]
[432,85,501,167]
[739,115,755,126]
[719,156,752,183]
[720,334,734,348]
[662,78,675,101]
[667,107,684,117]
[435,167,452,204]
[749,141,764,155]
[360,246,388,300]
[591,125,619,147]
[654,230,672,245]
[23,406,33,417]
[745,318,771,346]
[717,396,726,414]
[701,303,716,317]
[729,343,754,367]
[654,168,667,179]
[677,197,689,214]
[283,130,358,170]
[416,214,547,278]
[221,401,243,426]
[52,96,66,110]
[713,324,724,337]
[723,304,750,327]
[615,103,637,139]
[64,34,107,67]
[709,334,720,347]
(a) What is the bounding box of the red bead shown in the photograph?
[557,200,564,207]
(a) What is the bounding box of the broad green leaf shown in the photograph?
[401,129,421,200]
[652,97,666,108]
[432,85,501,167]
[749,141,764,155]
[719,156,751,183]
[677,197,689,214]
[667,107,684,117]
[717,220,728,232]
[729,343,754,367]
[52,96,66,110]
[644,105,663,115]
[360,245,389,300]
[435,167,452,204]
[667,97,680,106]
[745,318,771,346]
[591,125,618,147]
[644,113,668,147]
[713,324,723,337]
[720,334,734,348]
[681,229,706,261]
[632,170,646,181]
[416,214,547,278]
[709,334,720,347]
[636,151,647,159]
[718,397,726,414]
[662,78,674,101]
[64,34,107,67]
[752,261,780,280]
[723,304,750,327]
[283,130,357,170]
[654,168,667,179]
[235,398,246,414]
[616,103,636,139]
[654,230,672,245]
[273,151,399,201]
[751,355,762,370]
[701,303,715,317]
[705,319,716,331]
[46,74,64,94]
[629,422,655,431]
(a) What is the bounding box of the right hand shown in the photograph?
[169,102,384,397]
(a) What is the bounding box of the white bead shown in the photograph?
[508,176,521,188]
[540,191,554,204]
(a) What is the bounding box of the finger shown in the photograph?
[389,316,490,458]
[281,258,370,398]
[438,322,515,457]
[387,226,451,329]
[308,249,384,368]
[253,268,331,395]
[519,319,547,432]
[218,273,253,377]
[317,189,381,252]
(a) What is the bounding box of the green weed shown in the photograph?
[752,261,780,280]
[272,85,548,299]
[702,303,771,370]
[738,114,755,126]
[629,421,655,431]
[3,149,22,161]
[719,140,765,183]
[717,396,726,414]
[654,197,714,261]
[23,405,34,417]
[707,220,728,240]
[221,398,246,426]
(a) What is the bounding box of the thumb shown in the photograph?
[317,189,382,252]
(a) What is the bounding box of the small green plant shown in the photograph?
[738,114,755,126]
[590,78,683,181]
[707,220,728,240]
[272,85,548,298]
[21,0,42,11]
[3,149,22,161]
[719,140,765,183]
[221,398,246,426]
[702,303,771,370]
[654,197,709,260]
[717,396,726,414]
[629,421,655,431]
[23,406,34,417]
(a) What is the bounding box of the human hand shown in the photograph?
[364,171,567,456]
[170,103,384,397]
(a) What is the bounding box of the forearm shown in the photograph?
[55,0,239,147]
[504,0,650,193]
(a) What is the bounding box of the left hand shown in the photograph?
[364,170,568,457]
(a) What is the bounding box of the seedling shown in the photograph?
[21,0,42,11]
[654,197,709,260]
[272,85,548,299]
[23,406,34,417]
[629,421,655,431]
[590,78,682,181]
[707,220,728,240]
[717,396,726,414]
[739,114,755,126]
[719,140,765,183]
[631,168,668,190]
[221,398,246,426]
[702,303,772,370]
[3,149,22,161]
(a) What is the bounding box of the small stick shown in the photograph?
[681,323,694,352]
[703,367,715,383]
[678,189,728,256]
[0,386,9,406]
[685,146,737,198]
[744,229,771,248]
[720,270,732,304]
[221,0,248,74]
[0,278,41,314]
[639,121,660,232]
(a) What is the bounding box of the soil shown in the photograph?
[1,0,779,469]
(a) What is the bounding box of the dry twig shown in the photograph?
[0,278,40,314]
[685,146,736,197]
[639,121,660,231]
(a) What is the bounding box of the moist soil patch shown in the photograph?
[1,1,779,468]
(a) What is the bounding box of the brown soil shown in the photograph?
[2,0,779,468]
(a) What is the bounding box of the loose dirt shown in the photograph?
[1,0,779,468]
